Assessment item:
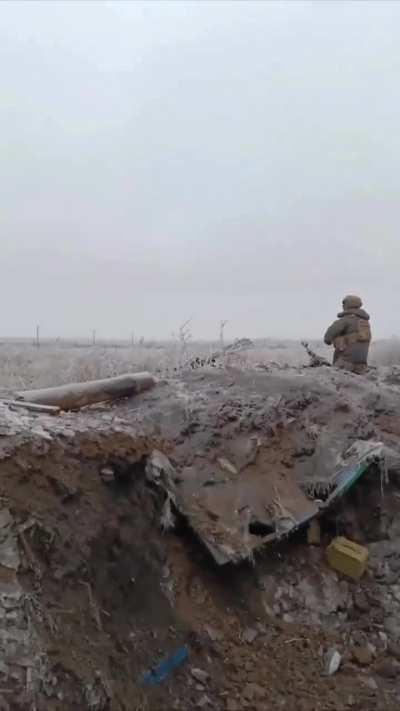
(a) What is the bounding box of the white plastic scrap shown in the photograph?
[325,648,341,676]
[160,494,176,532]
[145,450,175,485]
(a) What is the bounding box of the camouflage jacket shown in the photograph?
[324,308,371,364]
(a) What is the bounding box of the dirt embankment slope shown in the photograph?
[0,365,400,709]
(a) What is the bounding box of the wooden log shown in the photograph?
[15,372,156,411]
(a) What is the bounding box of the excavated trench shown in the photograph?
[0,433,191,711]
[1,431,399,711]
[2,366,400,709]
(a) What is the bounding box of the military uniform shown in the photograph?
[324,295,371,374]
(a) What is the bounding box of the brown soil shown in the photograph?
[1,366,400,709]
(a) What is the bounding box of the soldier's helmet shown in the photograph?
[342,294,363,310]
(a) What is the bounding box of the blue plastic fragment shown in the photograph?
[140,645,189,685]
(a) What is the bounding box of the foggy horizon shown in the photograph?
[1,1,399,340]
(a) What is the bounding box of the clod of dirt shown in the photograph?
[243,682,266,701]
[352,646,373,666]
[375,660,400,679]
[48,476,79,501]
[384,615,400,639]
[387,640,400,660]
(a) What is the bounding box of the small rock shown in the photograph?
[48,476,78,501]
[385,572,399,586]
[374,562,387,580]
[217,458,238,476]
[375,660,399,679]
[353,592,370,613]
[191,668,210,684]
[384,615,400,639]
[387,640,400,660]
[242,628,258,644]
[325,648,341,676]
[352,646,373,666]
[0,510,12,529]
[204,626,222,642]
[100,467,114,483]
[378,631,388,649]
[361,676,378,691]
[389,557,400,573]
[226,700,239,711]
[282,613,294,624]
[197,696,211,708]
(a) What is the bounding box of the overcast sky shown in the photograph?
[1,0,399,340]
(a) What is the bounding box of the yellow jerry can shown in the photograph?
[326,536,368,580]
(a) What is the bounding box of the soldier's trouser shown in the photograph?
[334,357,367,375]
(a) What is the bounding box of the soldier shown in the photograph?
[324,295,371,374]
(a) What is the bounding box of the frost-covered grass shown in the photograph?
[0,338,399,391]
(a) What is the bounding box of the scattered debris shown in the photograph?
[141,646,189,685]
[166,441,383,565]
[325,648,341,676]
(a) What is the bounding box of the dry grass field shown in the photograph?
[0,336,399,392]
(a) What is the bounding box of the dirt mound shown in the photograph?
[1,365,400,708]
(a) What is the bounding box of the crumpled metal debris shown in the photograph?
[148,440,386,566]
